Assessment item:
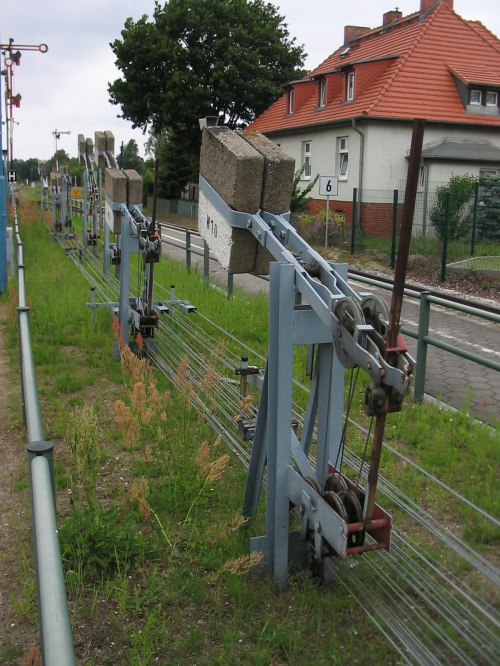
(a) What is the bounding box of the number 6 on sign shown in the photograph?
[319,176,338,197]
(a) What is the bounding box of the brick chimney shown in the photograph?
[420,0,453,12]
[383,9,403,25]
[344,25,371,44]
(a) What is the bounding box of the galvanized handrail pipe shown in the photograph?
[156,224,499,404]
[31,454,75,666]
[13,206,76,665]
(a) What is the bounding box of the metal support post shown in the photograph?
[203,240,210,284]
[350,188,357,254]
[227,272,233,299]
[390,189,398,269]
[117,214,132,358]
[103,214,110,277]
[414,291,430,402]
[266,262,295,590]
[186,230,191,271]
[90,287,96,327]
[83,171,88,246]
[470,181,479,257]
[440,191,450,282]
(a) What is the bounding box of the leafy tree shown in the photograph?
[477,173,500,241]
[109,0,306,195]
[429,173,477,240]
[118,139,144,174]
[12,157,39,183]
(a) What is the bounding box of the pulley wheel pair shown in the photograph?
[323,474,365,548]
[334,294,390,368]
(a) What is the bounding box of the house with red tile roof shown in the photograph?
[249,0,500,237]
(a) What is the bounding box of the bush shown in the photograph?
[429,173,477,240]
[293,207,347,246]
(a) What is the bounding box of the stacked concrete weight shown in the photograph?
[104,168,143,233]
[198,126,295,275]
[104,169,127,233]
[240,130,295,275]
[95,131,106,169]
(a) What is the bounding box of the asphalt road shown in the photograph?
[160,225,500,425]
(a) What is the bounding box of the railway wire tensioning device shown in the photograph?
[79,131,195,357]
[198,125,419,590]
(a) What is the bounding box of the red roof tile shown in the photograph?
[250,2,500,133]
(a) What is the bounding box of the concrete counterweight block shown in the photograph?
[50,172,60,188]
[124,170,143,206]
[241,130,295,275]
[78,134,87,166]
[104,131,115,155]
[95,131,106,169]
[104,168,127,233]
[199,126,265,274]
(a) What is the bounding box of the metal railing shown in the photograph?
[14,203,75,665]
[156,222,500,406]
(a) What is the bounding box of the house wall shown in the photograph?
[274,121,500,236]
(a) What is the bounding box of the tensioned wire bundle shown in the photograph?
[57,228,499,665]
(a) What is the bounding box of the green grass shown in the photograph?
[2,195,498,664]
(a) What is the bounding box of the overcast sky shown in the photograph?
[1,0,499,162]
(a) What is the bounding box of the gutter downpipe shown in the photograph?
[352,118,364,235]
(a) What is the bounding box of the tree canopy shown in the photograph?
[109,0,306,194]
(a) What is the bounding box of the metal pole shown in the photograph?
[203,240,209,285]
[350,188,357,254]
[364,118,425,523]
[227,272,234,299]
[0,68,7,294]
[414,291,430,402]
[324,195,330,248]
[31,454,76,666]
[470,181,479,257]
[390,189,398,269]
[186,230,191,272]
[440,191,450,282]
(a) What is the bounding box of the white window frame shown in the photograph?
[486,91,498,107]
[288,89,294,114]
[338,137,349,180]
[347,71,355,101]
[301,140,312,180]
[470,89,482,105]
[319,79,326,108]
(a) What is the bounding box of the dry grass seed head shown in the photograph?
[206,454,230,484]
[196,440,211,476]
[223,551,263,575]
[114,400,140,447]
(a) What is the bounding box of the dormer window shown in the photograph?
[347,71,355,101]
[470,89,482,105]
[486,91,498,107]
[287,89,294,114]
[318,79,327,108]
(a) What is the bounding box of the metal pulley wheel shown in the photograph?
[360,294,390,337]
[334,297,366,368]
[324,472,348,494]
[323,490,348,522]
[337,489,365,547]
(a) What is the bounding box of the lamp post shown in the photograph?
[0,39,48,293]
